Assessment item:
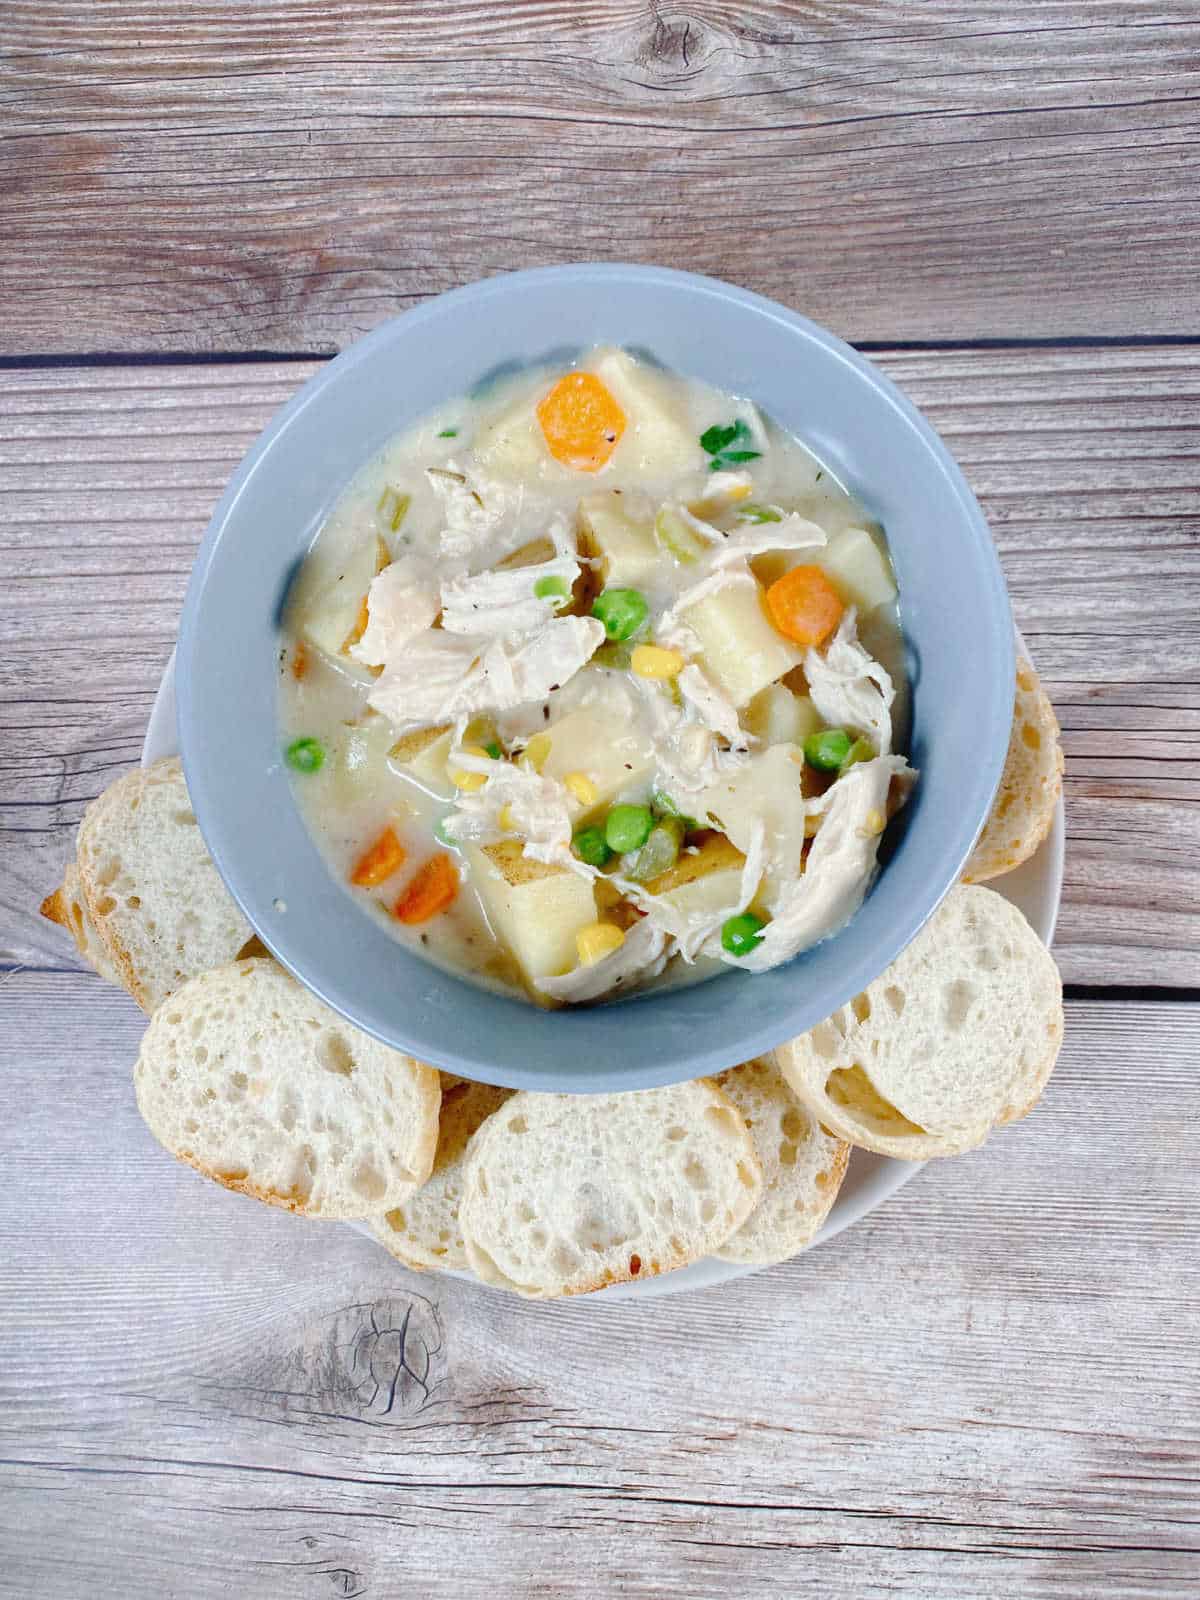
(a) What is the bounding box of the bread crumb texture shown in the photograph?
[458,1080,762,1297]
[965,659,1064,883]
[713,1057,849,1265]
[776,884,1063,1160]
[134,959,440,1219]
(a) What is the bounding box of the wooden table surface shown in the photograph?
[1,5,1198,1596]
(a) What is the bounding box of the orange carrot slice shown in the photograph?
[350,826,407,888]
[536,372,626,472]
[291,640,310,681]
[765,565,845,647]
[393,852,459,924]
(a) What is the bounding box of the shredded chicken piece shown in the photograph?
[727,755,913,972]
[440,536,579,636]
[427,463,507,564]
[349,558,441,668]
[632,816,765,963]
[676,664,746,748]
[534,918,670,1003]
[369,615,604,734]
[443,761,576,868]
[804,608,895,756]
[708,512,828,569]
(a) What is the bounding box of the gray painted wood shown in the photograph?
[0,973,1196,1597]
[3,349,1197,984]
[2,2,1200,352]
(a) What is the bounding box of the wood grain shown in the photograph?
[2,347,1196,983]
[0,974,1196,1597]
[2,1,1199,353]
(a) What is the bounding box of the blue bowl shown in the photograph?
[178,264,1013,1092]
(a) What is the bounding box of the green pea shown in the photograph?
[573,826,612,868]
[591,587,648,642]
[841,736,875,770]
[623,817,684,883]
[483,741,503,760]
[803,728,853,772]
[285,736,325,774]
[721,911,766,958]
[534,575,570,605]
[604,803,654,854]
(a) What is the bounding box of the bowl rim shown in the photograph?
[178,262,1015,1092]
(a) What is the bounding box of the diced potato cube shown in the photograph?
[682,580,802,707]
[818,526,897,612]
[472,397,552,482]
[467,841,597,985]
[330,712,399,804]
[539,706,656,818]
[648,833,745,917]
[578,493,659,587]
[698,745,809,894]
[390,725,453,797]
[744,684,823,746]
[589,350,706,478]
[302,536,387,663]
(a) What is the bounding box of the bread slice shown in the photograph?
[372,1080,513,1271]
[134,958,440,1218]
[40,862,122,986]
[775,885,1063,1159]
[458,1081,762,1297]
[964,658,1064,882]
[76,756,254,1011]
[713,1057,849,1265]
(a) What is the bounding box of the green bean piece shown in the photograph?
[840,736,875,771]
[622,817,685,883]
[534,575,570,606]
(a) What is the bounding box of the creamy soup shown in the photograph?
[280,348,914,1006]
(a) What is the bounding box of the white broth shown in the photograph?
[279,348,912,1006]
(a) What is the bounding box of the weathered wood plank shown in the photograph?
[2,347,1196,983]
[0,974,1196,1597]
[2,1,1199,352]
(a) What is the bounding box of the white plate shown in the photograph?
[146,647,1064,1299]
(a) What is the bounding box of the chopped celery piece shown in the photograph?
[622,816,685,883]
[376,486,411,533]
[655,506,708,565]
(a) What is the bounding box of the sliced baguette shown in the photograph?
[964,659,1064,882]
[372,1080,513,1271]
[134,958,440,1218]
[458,1082,762,1297]
[713,1057,849,1265]
[76,756,253,1012]
[40,862,122,986]
[776,884,1063,1159]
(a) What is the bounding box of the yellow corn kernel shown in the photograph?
[450,743,492,791]
[861,807,886,838]
[563,771,598,807]
[519,732,552,772]
[576,921,626,967]
[689,479,752,518]
[631,644,685,680]
[498,804,516,832]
